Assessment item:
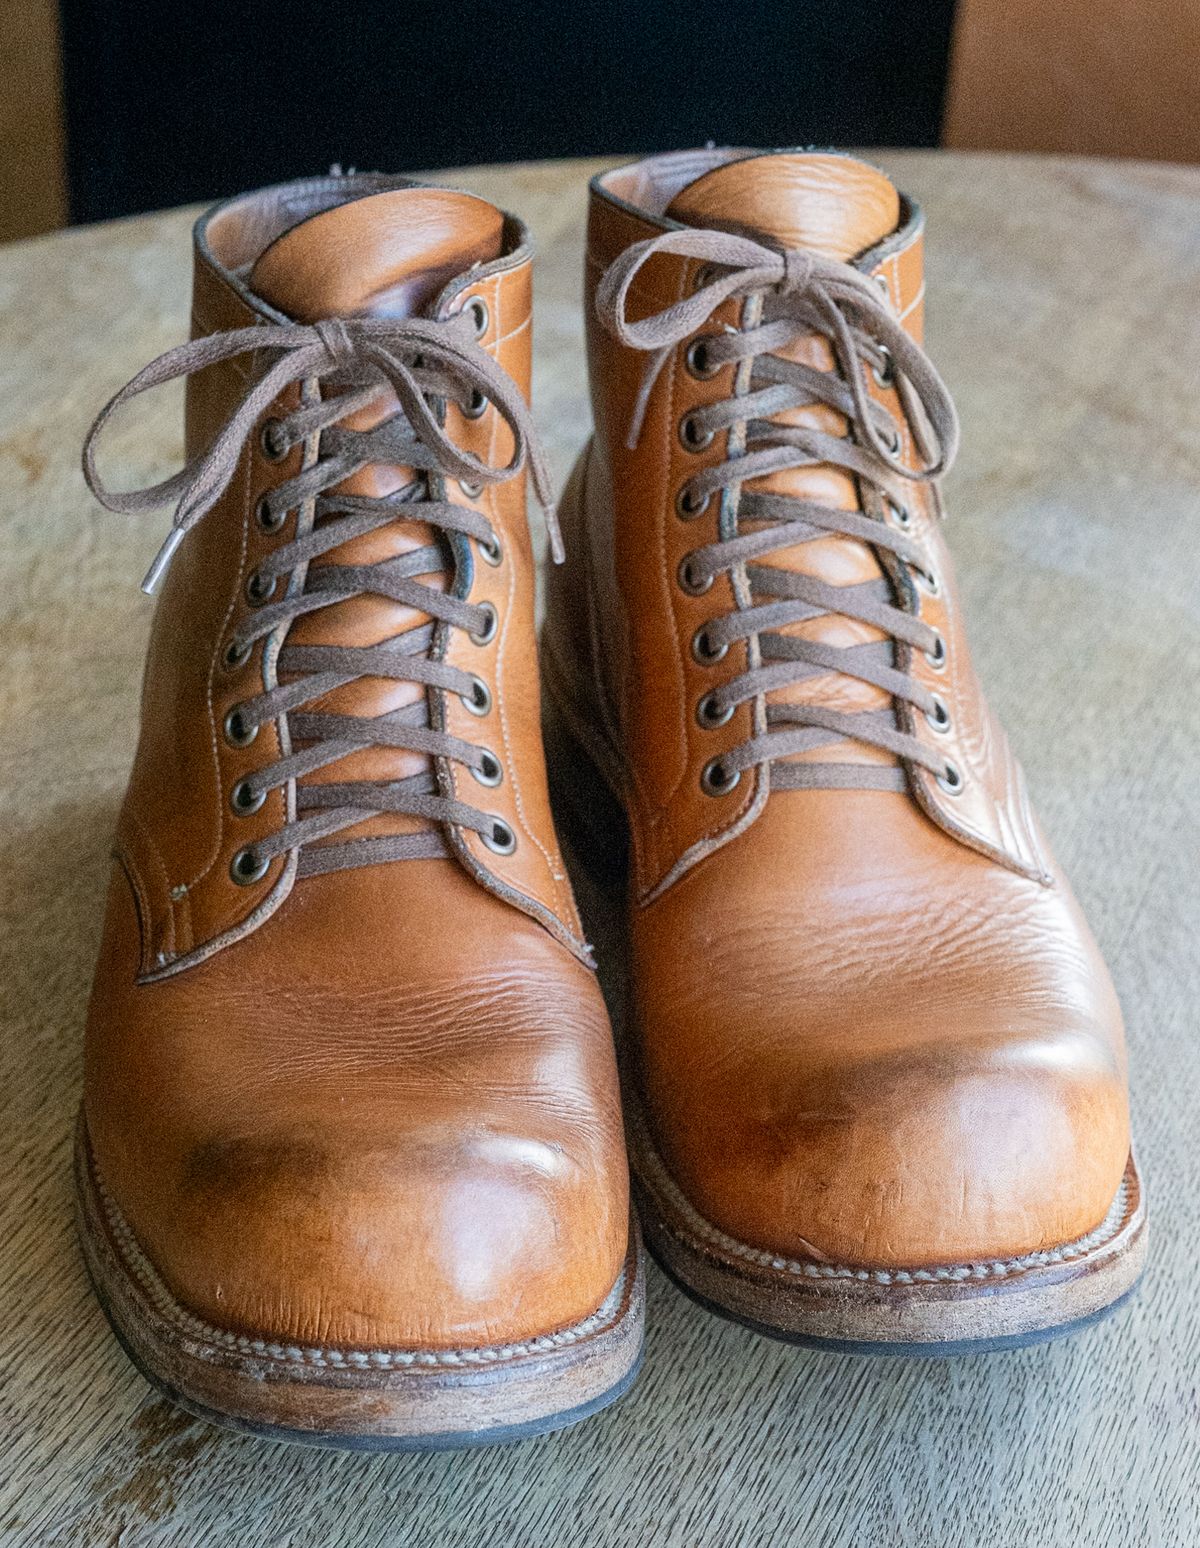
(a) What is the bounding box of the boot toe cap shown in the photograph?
[95,1108,627,1353]
[650,1021,1130,1269]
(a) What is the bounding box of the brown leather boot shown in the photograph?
[78,173,642,1446]
[543,149,1145,1353]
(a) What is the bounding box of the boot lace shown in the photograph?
[596,227,963,798]
[83,307,561,878]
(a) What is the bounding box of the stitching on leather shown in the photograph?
[171,308,274,902]
[179,436,253,896]
[618,274,679,892]
[125,808,182,960]
[908,474,1045,880]
[582,264,771,892]
[882,232,1032,873]
[689,293,763,852]
[875,254,913,465]
[641,286,770,891]
[190,312,255,381]
[114,829,168,962]
[658,268,693,835]
[588,249,926,332]
[484,275,568,899]
[585,251,691,330]
[434,281,587,958]
[137,852,299,982]
[177,881,194,955]
[634,1110,1137,1285]
[920,530,989,827]
[897,282,925,323]
[1014,758,1051,880]
[89,1150,631,1370]
[490,312,530,350]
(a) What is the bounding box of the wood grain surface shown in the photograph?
[1,153,1197,1547]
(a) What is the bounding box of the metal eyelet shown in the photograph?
[677,556,713,596]
[463,388,488,419]
[926,693,952,735]
[692,626,728,665]
[481,817,516,855]
[685,337,720,380]
[693,263,719,292]
[886,497,911,529]
[478,533,503,567]
[230,845,270,885]
[679,414,715,453]
[462,675,491,716]
[222,637,251,671]
[700,757,741,796]
[465,296,490,337]
[223,706,257,747]
[471,749,503,787]
[883,423,902,456]
[872,346,895,389]
[230,778,266,816]
[245,569,276,606]
[469,601,498,646]
[259,419,289,462]
[676,483,711,520]
[914,565,941,597]
[459,478,484,499]
[937,760,964,795]
[874,272,891,302]
[255,495,287,533]
[925,631,947,671]
[696,692,734,730]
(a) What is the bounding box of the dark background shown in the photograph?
[59,0,958,224]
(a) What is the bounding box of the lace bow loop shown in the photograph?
[594,226,959,480]
[83,311,561,596]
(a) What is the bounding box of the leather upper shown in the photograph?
[120,175,585,976]
[543,149,1131,1267]
[85,174,628,1349]
[87,851,625,1348]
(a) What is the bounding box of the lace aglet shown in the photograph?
[140,527,184,595]
[545,503,566,566]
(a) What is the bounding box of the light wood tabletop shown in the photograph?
[1,152,1198,1547]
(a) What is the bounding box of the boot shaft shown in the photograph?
[93,173,585,976]
[549,148,1048,899]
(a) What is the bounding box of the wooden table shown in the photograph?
[2,153,1198,1546]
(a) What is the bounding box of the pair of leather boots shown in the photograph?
[79,150,1146,1450]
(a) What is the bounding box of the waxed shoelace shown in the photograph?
[83,308,561,875]
[596,228,964,796]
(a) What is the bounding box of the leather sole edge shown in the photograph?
[75,1115,645,1448]
[631,1095,1146,1354]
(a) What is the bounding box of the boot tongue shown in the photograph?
[665,151,899,261]
[248,186,505,320]
[245,186,508,843]
[667,152,904,776]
